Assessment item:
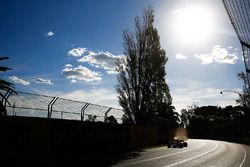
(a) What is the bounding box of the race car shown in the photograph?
[167,127,188,148]
[167,137,188,148]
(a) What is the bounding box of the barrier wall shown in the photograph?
[0,116,161,162]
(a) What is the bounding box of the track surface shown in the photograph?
[113,139,250,167]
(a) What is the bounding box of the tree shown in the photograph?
[106,115,118,124]
[236,72,250,117]
[0,57,16,116]
[116,7,173,124]
[86,115,97,122]
[180,109,190,128]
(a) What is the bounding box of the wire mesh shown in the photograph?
[223,0,250,82]
[223,0,250,44]
[51,98,87,120]
[6,91,54,111]
[243,45,250,77]
[83,104,109,122]
[1,90,124,123]
[107,108,124,123]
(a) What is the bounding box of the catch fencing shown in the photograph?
[223,0,250,84]
[1,90,124,123]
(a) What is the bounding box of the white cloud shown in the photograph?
[175,53,187,59]
[62,65,101,82]
[194,54,214,64]
[78,50,121,74]
[64,64,73,68]
[9,76,30,86]
[68,47,86,57]
[106,70,118,74]
[47,31,54,37]
[171,9,183,15]
[214,44,221,48]
[194,45,238,64]
[234,48,239,51]
[35,78,53,85]
[67,47,122,74]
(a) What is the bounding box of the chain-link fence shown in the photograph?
[1,90,124,123]
[223,0,250,83]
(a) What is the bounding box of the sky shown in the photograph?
[0,0,246,112]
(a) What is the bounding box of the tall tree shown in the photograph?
[236,72,250,116]
[0,57,16,115]
[116,7,173,124]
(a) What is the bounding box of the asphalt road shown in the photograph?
[112,139,250,167]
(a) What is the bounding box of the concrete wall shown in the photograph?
[0,116,161,162]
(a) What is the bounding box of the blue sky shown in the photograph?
[0,0,245,111]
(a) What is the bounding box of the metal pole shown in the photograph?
[48,97,58,118]
[4,90,13,107]
[104,107,112,123]
[81,103,90,121]
[1,90,11,105]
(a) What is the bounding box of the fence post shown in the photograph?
[104,107,112,123]
[48,97,58,118]
[1,90,11,106]
[81,103,90,121]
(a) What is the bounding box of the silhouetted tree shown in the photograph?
[106,115,118,124]
[236,72,250,116]
[86,115,97,122]
[0,57,16,116]
[182,104,248,141]
[121,114,130,124]
[180,109,190,128]
[116,7,172,124]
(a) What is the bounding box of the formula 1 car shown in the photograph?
[167,137,188,148]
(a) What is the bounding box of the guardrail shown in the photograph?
[1,90,124,123]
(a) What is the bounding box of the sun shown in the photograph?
[172,5,214,45]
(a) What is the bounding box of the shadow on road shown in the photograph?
[0,145,145,167]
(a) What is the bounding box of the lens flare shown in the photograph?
[172,5,215,45]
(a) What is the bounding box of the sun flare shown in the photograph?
[172,5,214,45]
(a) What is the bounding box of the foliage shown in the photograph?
[236,72,250,116]
[116,7,173,125]
[121,114,130,124]
[180,105,248,142]
[86,115,97,122]
[180,105,245,125]
[0,57,16,116]
[0,57,15,93]
[105,115,118,124]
